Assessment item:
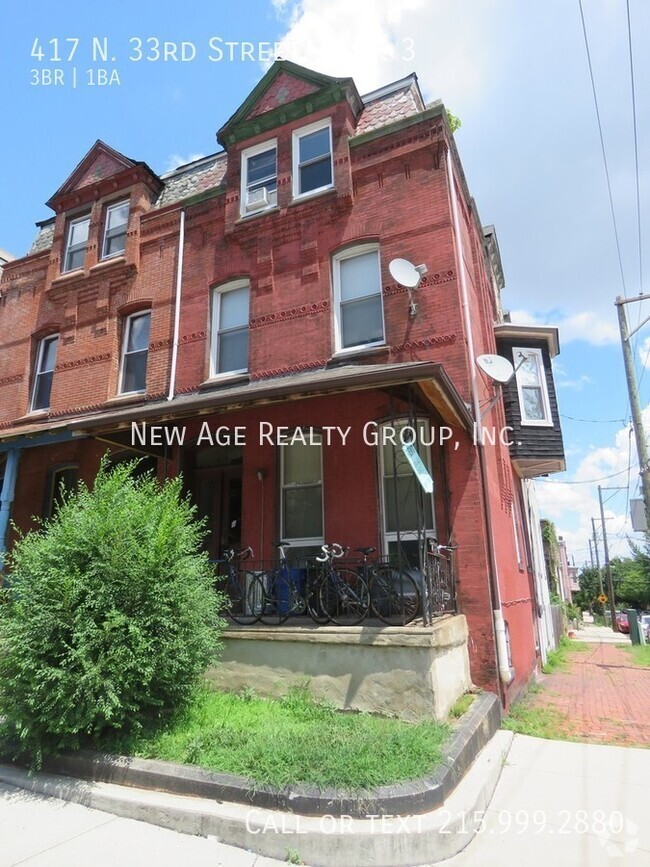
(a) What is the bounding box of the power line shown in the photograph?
[560,413,627,424]
[536,466,632,485]
[577,0,627,296]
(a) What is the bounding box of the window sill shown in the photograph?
[199,373,250,391]
[51,268,85,285]
[519,419,555,428]
[236,206,279,223]
[14,409,50,423]
[89,255,127,273]
[104,392,147,407]
[288,186,336,207]
[328,344,390,365]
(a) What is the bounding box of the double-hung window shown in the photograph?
[31,334,59,411]
[379,419,435,562]
[44,464,79,520]
[292,119,333,198]
[211,281,250,376]
[333,245,385,351]
[102,200,129,258]
[513,347,552,426]
[63,214,90,272]
[281,434,324,546]
[120,311,151,394]
[241,141,277,215]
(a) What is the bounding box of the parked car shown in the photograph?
[616,611,629,633]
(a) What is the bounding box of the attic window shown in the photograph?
[102,200,129,258]
[241,140,277,216]
[292,118,333,198]
[63,214,90,272]
[513,347,553,427]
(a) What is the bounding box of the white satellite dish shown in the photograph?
[389,258,424,288]
[476,354,515,384]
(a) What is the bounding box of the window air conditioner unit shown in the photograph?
[246,188,269,211]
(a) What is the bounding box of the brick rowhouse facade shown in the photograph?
[0,62,565,705]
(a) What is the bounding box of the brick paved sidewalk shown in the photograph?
[526,641,650,747]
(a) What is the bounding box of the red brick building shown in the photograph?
[0,61,564,706]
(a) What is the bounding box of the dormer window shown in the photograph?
[241,140,277,216]
[102,200,129,258]
[63,214,90,272]
[292,119,333,199]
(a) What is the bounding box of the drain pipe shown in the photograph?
[445,145,513,695]
[168,208,185,401]
[0,448,21,569]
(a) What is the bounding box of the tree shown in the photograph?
[0,458,225,759]
[610,553,650,609]
[541,519,560,598]
[573,566,603,613]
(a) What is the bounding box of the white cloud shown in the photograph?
[509,309,619,346]
[271,0,499,105]
[163,153,206,173]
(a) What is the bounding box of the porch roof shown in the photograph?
[0,362,474,448]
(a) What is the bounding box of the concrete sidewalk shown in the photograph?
[0,781,285,867]
[571,624,631,645]
[442,734,650,866]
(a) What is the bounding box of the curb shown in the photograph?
[0,730,513,866]
[28,692,500,819]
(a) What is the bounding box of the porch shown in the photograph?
[207,615,472,722]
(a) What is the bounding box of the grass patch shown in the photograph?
[110,685,450,791]
[502,702,570,740]
[449,693,475,719]
[541,636,589,673]
[624,644,650,668]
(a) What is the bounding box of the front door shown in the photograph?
[194,466,243,560]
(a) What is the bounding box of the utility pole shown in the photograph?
[615,295,650,531]
[589,537,595,569]
[598,485,618,632]
[591,517,604,597]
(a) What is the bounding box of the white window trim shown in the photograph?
[280,431,325,547]
[292,118,334,201]
[63,214,90,273]
[101,199,130,260]
[513,346,553,427]
[240,139,278,219]
[377,419,436,557]
[210,279,250,379]
[119,311,151,395]
[30,334,59,411]
[332,243,386,354]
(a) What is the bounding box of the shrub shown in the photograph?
[0,458,225,760]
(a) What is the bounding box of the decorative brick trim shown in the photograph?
[179,330,206,345]
[149,339,173,352]
[383,270,455,296]
[250,359,328,381]
[502,597,533,607]
[0,373,24,388]
[56,353,111,372]
[390,334,456,353]
[250,301,329,329]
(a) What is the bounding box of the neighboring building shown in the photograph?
[0,248,13,277]
[0,61,565,708]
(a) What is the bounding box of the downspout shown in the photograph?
[445,145,513,695]
[167,208,185,401]
[0,449,21,569]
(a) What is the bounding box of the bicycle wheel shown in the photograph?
[319,568,369,626]
[304,562,331,624]
[225,570,263,625]
[370,566,420,626]
[256,568,292,625]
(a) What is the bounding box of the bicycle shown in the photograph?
[212,546,264,626]
[253,541,330,626]
[352,546,421,626]
[315,543,370,626]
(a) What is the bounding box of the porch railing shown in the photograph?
[212,549,457,627]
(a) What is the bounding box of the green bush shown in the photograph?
[0,458,225,760]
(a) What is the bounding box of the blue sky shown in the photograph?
[1,0,648,563]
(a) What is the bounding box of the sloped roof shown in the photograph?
[157,153,227,208]
[356,75,425,135]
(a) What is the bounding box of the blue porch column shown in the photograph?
[0,448,21,569]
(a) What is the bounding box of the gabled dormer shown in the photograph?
[218,61,364,229]
[45,140,163,284]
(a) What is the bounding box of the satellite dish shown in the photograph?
[389,258,422,288]
[476,354,515,384]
